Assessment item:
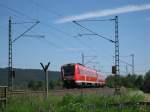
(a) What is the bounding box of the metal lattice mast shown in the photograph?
[8,17,40,92]
[131,54,134,75]
[115,16,120,76]
[8,16,13,91]
[73,16,120,94]
[81,53,84,65]
[114,16,120,94]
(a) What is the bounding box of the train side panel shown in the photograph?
[75,64,99,85]
[61,63,106,88]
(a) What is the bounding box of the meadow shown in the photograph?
[5,89,150,112]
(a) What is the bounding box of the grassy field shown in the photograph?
[4,89,150,112]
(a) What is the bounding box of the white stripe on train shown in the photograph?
[75,80,105,84]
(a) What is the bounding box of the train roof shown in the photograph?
[61,63,97,72]
[61,63,84,67]
[61,63,106,76]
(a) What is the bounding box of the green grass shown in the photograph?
[5,90,150,112]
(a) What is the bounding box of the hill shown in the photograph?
[0,68,61,86]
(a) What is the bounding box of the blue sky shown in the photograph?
[0,0,150,75]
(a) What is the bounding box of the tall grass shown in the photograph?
[6,90,150,112]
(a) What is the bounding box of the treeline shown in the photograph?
[106,70,150,93]
[28,80,63,90]
[27,70,150,93]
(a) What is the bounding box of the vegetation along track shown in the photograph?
[6,88,115,96]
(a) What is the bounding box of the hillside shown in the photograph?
[0,68,61,86]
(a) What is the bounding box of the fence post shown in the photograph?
[0,86,8,111]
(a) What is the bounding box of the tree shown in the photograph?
[49,80,55,89]
[28,80,37,90]
[49,80,63,89]
[142,70,150,93]
[106,75,116,88]
[135,75,144,89]
[28,80,44,90]
[37,80,44,90]
[125,74,137,88]
[106,74,144,89]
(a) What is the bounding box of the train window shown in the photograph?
[79,69,97,76]
[62,65,74,76]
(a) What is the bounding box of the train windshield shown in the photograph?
[62,65,74,76]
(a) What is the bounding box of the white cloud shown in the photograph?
[56,3,150,23]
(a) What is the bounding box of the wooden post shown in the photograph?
[0,86,8,111]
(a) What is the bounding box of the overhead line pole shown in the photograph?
[120,54,134,75]
[81,53,84,65]
[114,16,120,94]
[81,53,97,65]
[115,16,120,76]
[73,16,120,94]
[8,16,13,91]
[126,64,128,75]
[131,54,135,75]
[8,17,40,91]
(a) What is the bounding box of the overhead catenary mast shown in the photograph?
[8,17,41,91]
[8,17,13,91]
[131,54,135,75]
[73,16,120,94]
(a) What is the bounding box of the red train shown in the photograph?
[61,63,106,88]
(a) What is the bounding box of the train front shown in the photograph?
[61,64,76,88]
